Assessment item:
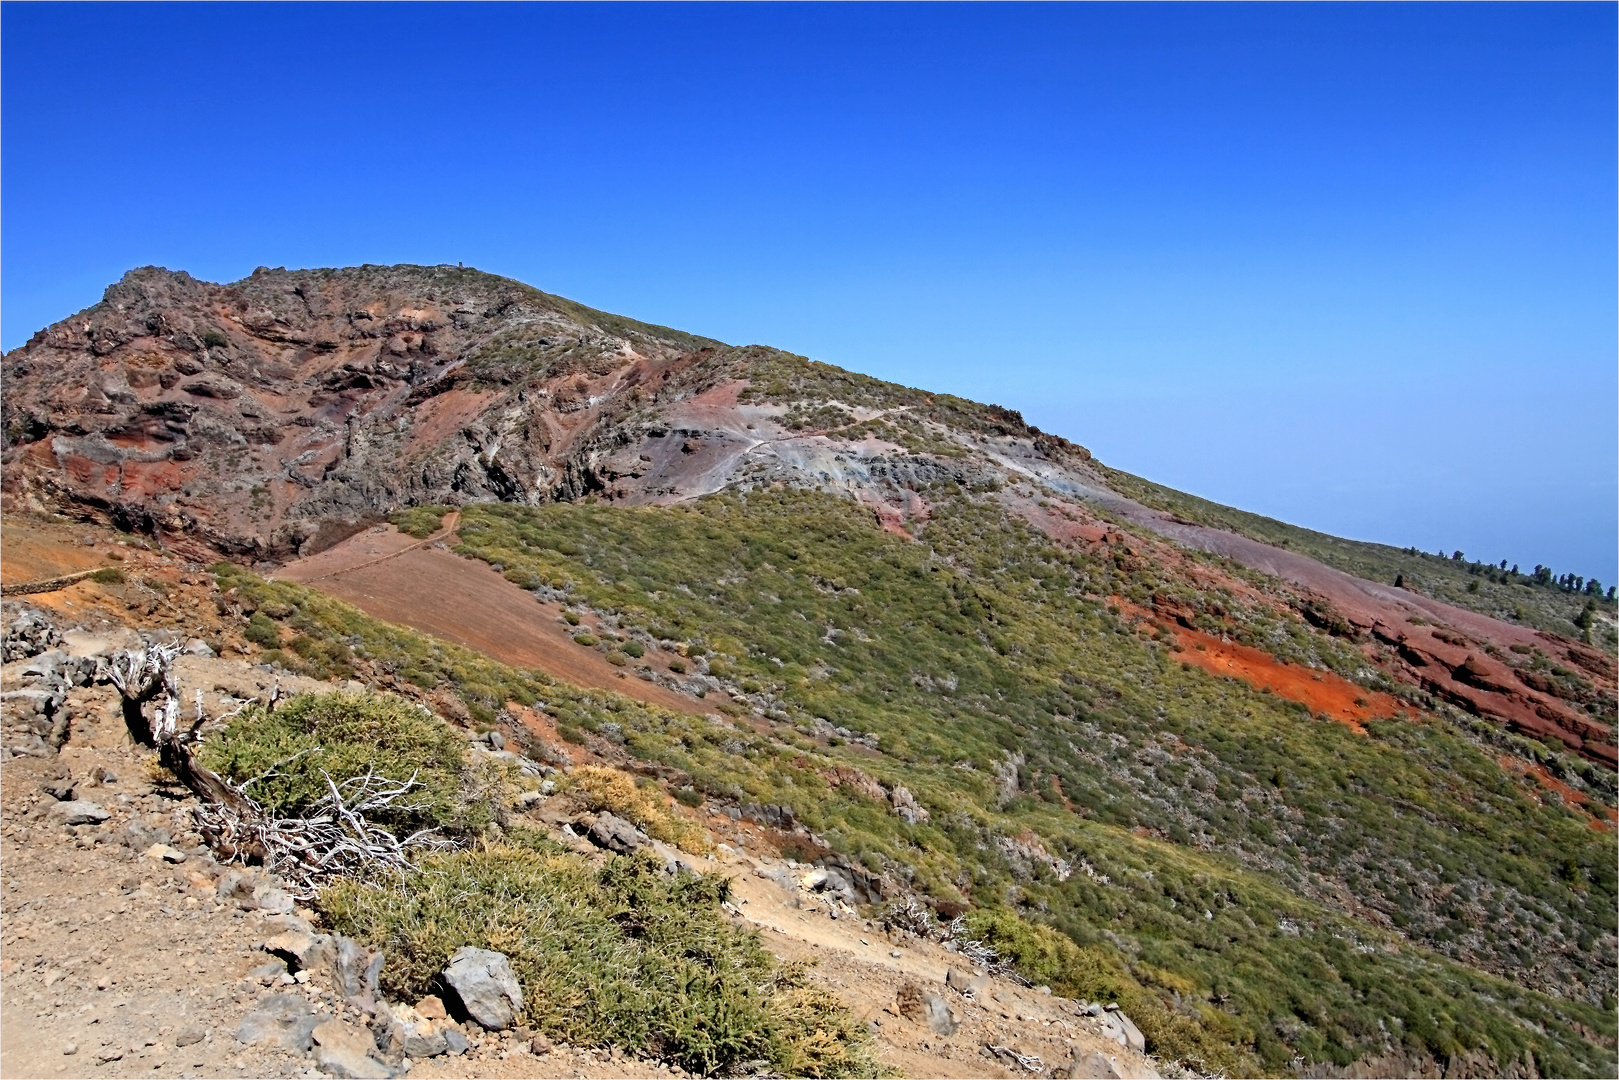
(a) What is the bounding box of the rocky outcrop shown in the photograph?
[1,265,720,558]
[1371,620,1616,765]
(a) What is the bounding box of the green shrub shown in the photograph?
[318,845,885,1077]
[573,632,598,647]
[88,567,126,585]
[668,658,687,674]
[961,908,1246,1074]
[390,505,450,539]
[563,610,582,626]
[196,691,489,836]
[201,329,229,349]
[607,651,629,667]
[622,640,645,658]
[244,611,281,647]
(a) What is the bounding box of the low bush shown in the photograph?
[566,766,708,854]
[318,842,885,1077]
[244,611,282,647]
[196,691,491,836]
[390,505,450,539]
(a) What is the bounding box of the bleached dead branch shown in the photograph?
[986,1045,1045,1073]
[108,641,456,898]
[194,767,456,899]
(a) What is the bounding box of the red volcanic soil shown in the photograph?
[275,524,713,715]
[1110,598,1405,730]
[1173,625,1406,732]
[1008,491,1615,766]
[1498,756,1618,832]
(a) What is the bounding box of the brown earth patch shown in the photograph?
[1,519,110,585]
[274,528,715,716]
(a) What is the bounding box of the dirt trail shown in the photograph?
[1,633,1164,1080]
[283,513,463,584]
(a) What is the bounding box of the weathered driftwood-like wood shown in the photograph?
[106,641,453,896]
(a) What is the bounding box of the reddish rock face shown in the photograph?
[1,265,725,558]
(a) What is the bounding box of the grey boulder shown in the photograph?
[235,993,330,1052]
[946,965,990,997]
[585,812,649,855]
[311,1018,393,1078]
[441,946,523,1031]
[49,800,109,825]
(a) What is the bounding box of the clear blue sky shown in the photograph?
[4,3,1614,581]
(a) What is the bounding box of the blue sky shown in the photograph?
[4,3,1614,581]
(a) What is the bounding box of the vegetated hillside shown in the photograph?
[3,263,1616,1076]
[1098,466,1617,644]
[202,548,1611,1078]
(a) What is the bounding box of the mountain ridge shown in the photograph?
[4,264,1610,766]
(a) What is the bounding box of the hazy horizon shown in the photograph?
[4,4,1613,580]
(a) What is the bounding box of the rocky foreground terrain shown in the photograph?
[2,265,1615,1078]
[0,537,1163,1080]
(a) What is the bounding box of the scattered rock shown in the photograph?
[40,780,75,801]
[889,784,931,824]
[1062,1046,1159,1080]
[441,946,523,1031]
[946,965,990,997]
[262,929,332,973]
[3,609,62,661]
[48,800,109,825]
[1096,1009,1146,1054]
[174,1026,207,1048]
[377,1003,452,1062]
[1063,1049,1125,1080]
[124,820,171,852]
[584,812,649,856]
[1115,1010,1145,1055]
[326,936,384,1014]
[247,959,290,985]
[415,995,447,1021]
[62,1044,77,1056]
[145,843,188,863]
[896,983,957,1035]
[251,883,295,915]
[235,993,329,1052]
[311,1018,393,1078]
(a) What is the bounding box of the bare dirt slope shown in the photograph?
[273,523,712,716]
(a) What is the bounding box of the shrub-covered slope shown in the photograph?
[208,497,1616,1076]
